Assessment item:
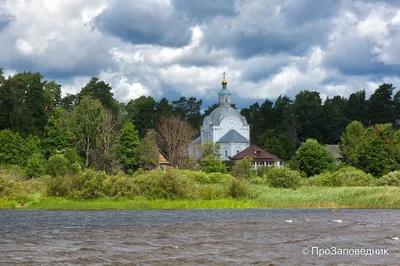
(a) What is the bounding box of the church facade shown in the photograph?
[189,75,250,160]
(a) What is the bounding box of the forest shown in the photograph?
[1,69,400,208]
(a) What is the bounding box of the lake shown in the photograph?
[0,209,399,265]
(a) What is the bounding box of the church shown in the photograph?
[189,74,250,160]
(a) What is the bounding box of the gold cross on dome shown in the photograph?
[222,71,227,80]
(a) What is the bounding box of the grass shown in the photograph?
[1,186,400,210]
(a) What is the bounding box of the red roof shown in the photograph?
[231,145,281,161]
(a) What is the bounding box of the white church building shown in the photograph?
[189,75,250,160]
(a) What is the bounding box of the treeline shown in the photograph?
[1,69,400,172]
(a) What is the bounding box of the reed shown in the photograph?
[1,186,399,210]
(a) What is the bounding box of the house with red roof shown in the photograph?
[230,145,284,169]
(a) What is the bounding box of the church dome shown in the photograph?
[207,106,247,125]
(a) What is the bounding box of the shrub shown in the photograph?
[231,158,254,179]
[25,153,47,178]
[47,155,70,177]
[266,167,301,189]
[180,170,210,183]
[306,166,375,187]
[46,176,75,197]
[201,155,227,173]
[291,139,335,177]
[72,169,107,199]
[102,174,138,198]
[207,172,233,183]
[377,171,400,186]
[226,178,249,199]
[196,184,227,200]
[132,169,196,199]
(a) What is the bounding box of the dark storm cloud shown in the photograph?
[200,0,340,58]
[172,0,238,21]
[94,0,193,47]
[0,12,14,31]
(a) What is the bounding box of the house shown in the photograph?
[327,145,342,159]
[230,145,284,169]
[158,153,170,170]
[189,73,250,160]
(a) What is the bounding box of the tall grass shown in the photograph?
[1,186,399,209]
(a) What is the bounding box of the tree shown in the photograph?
[79,77,119,115]
[346,90,368,126]
[71,96,104,168]
[259,129,295,160]
[25,152,47,178]
[291,90,323,142]
[135,129,159,170]
[61,93,79,111]
[42,107,72,158]
[172,96,203,129]
[117,122,140,172]
[292,139,335,177]
[157,115,196,167]
[43,81,62,110]
[126,96,158,138]
[198,142,226,173]
[368,84,396,125]
[92,108,121,172]
[321,96,349,144]
[339,121,365,167]
[358,123,397,176]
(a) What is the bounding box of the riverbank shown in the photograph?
[1,186,399,210]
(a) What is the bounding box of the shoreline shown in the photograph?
[1,186,400,210]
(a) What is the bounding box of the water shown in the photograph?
[0,209,399,265]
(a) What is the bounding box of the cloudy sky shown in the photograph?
[1,0,400,108]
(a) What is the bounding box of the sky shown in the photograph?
[1,0,400,109]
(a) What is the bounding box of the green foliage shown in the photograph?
[377,171,400,186]
[226,178,249,199]
[71,96,104,168]
[201,155,227,173]
[42,107,71,157]
[306,166,375,187]
[134,130,158,170]
[102,174,138,198]
[179,170,233,184]
[339,121,365,167]
[231,158,254,179]
[292,139,335,177]
[0,130,41,167]
[73,169,107,199]
[25,153,47,178]
[47,154,80,177]
[358,123,397,177]
[0,169,45,200]
[46,176,75,197]
[132,169,196,199]
[118,122,140,171]
[265,167,301,189]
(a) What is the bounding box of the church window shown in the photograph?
[224,150,228,157]
[236,150,240,154]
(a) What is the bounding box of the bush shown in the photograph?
[291,139,335,177]
[201,155,227,173]
[46,176,75,197]
[102,174,138,198]
[47,155,70,177]
[306,166,375,187]
[226,178,249,199]
[72,169,107,199]
[231,158,255,179]
[266,167,301,189]
[207,172,233,183]
[377,171,400,186]
[25,153,47,178]
[132,169,197,199]
[196,184,227,200]
[180,170,210,183]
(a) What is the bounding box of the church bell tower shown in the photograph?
[219,72,231,107]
